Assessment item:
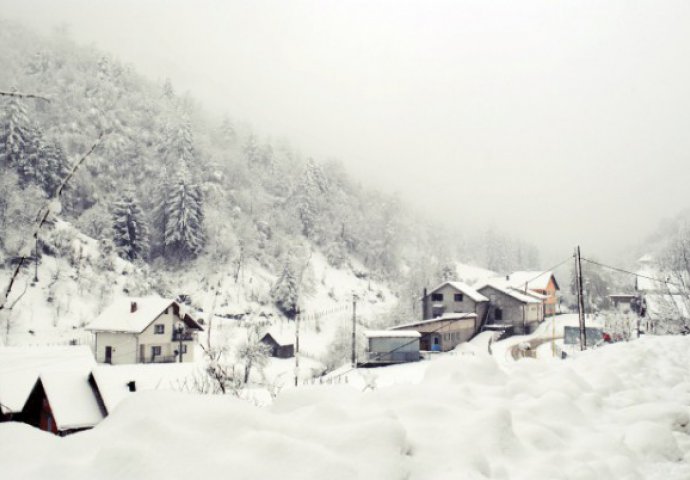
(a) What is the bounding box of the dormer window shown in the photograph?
[154,324,165,334]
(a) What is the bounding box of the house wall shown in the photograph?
[536,276,559,316]
[95,332,137,364]
[95,307,197,365]
[367,337,420,363]
[138,308,196,363]
[398,318,476,352]
[423,285,482,320]
[479,286,542,335]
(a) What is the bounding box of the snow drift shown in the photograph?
[1,335,689,479]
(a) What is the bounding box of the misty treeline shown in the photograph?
[0,21,540,317]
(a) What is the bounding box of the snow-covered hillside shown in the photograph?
[0,220,396,378]
[2,334,689,479]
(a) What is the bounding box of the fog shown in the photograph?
[3,0,690,263]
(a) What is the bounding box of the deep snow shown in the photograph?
[1,334,689,480]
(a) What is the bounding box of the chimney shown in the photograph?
[506,275,510,281]
[422,288,428,320]
[130,301,137,313]
[127,381,136,392]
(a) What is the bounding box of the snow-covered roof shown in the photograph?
[39,371,104,431]
[390,313,478,330]
[475,283,543,304]
[261,329,293,347]
[427,281,489,302]
[0,346,95,414]
[365,330,421,338]
[90,363,203,414]
[484,271,559,292]
[86,297,201,333]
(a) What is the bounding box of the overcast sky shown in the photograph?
[3,0,690,264]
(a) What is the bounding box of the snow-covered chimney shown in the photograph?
[130,301,137,313]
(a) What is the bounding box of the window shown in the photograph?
[181,344,188,354]
[431,293,443,302]
[154,324,165,334]
[495,308,503,321]
[152,346,162,356]
[454,293,464,302]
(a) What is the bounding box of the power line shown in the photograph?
[580,257,686,290]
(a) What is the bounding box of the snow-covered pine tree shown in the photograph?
[163,165,205,260]
[151,166,172,257]
[271,259,299,319]
[112,190,150,261]
[17,126,68,196]
[0,91,33,168]
[40,142,69,196]
[243,133,260,166]
[159,115,195,169]
[294,158,329,239]
[439,264,456,282]
[218,116,236,146]
[162,78,175,99]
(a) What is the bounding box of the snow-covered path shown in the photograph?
[1,334,689,479]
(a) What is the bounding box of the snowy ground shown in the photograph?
[2,334,689,479]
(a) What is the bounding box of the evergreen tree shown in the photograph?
[294,158,329,239]
[152,166,172,257]
[112,190,149,261]
[17,127,68,195]
[0,92,33,168]
[439,264,456,282]
[271,260,299,319]
[218,116,236,145]
[243,133,260,166]
[162,78,175,99]
[163,165,205,260]
[160,115,195,168]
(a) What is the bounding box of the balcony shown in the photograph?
[172,331,195,341]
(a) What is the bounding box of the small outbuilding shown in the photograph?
[389,313,478,352]
[364,330,421,364]
[21,371,105,436]
[260,331,294,359]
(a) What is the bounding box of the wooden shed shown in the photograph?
[260,332,295,359]
[390,313,478,352]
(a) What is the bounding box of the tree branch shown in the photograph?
[0,132,104,311]
[0,90,51,102]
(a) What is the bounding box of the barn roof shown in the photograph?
[390,313,477,330]
[38,371,105,431]
[86,297,203,334]
[427,281,489,302]
[261,329,293,347]
[0,346,95,415]
[484,271,559,292]
[365,330,421,338]
[90,363,203,415]
[476,283,543,304]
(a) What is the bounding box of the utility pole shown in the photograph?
[351,293,357,368]
[294,308,300,387]
[575,246,587,351]
[33,235,39,283]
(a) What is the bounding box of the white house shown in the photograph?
[86,297,203,365]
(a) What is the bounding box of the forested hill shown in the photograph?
[0,20,539,318]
